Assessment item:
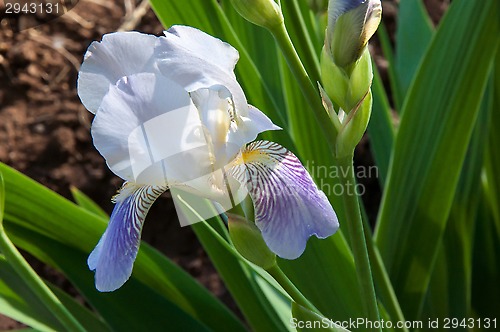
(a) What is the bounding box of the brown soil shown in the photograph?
[0,0,449,329]
[0,1,227,328]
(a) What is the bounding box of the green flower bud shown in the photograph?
[230,0,283,30]
[325,0,381,68]
[336,90,372,158]
[228,214,276,269]
[321,46,373,113]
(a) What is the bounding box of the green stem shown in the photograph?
[266,264,321,315]
[0,225,86,332]
[336,154,381,331]
[268,22,338,151]
[286,0,321,83]
[361,212,408,331]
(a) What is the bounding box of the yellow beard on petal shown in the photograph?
[242,149,268,163]
[228,145,276,171]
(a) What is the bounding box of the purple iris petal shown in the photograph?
[88,184,166,292]
[230,140,339,259]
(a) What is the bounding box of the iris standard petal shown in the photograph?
[229,140,339,259]
[156,26,248,116]
[78,31,158,113]
[226,105,281,160]
[91,72,213,186]
[163,25,239,73]
[88,183,167,292]
[236,105,282,143]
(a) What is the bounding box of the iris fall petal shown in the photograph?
[229,140,339,259]
[88,183,166,291]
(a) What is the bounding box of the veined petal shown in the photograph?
[78,31,158,114]
[156,26,248,117]
[229,141,339,259]
[92,73,213,186]
[88,183,167,292]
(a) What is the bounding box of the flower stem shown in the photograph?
[268,22,338,150]
[0,225,86,332]
[266,264,321,315]
[362,213,409,331]
[336,154,381,331]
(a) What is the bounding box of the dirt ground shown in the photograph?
[0,0,448,329]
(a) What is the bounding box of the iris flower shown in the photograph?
[78,26,338,292]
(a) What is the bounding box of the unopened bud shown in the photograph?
[326,0,381,68]
[230,0,283,30]
[228,214,276,269]
[336,90,372,158]
[321,46,373,113]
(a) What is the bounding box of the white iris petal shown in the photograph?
[78,31,159,114]
[79,27,337,292]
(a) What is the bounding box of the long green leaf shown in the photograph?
[70,187,108,219]
[483,49,500,235]
[471,50,500,319]
[0,255,109,332]
[0,163,245,331]
[172,191,291,331]
[423,76,492,322]
[0,172,3,223]
[367,65,395,184]
[395,0,434,104]
[193,219,291,331]
[374,0,499,320]
[281,0,322,84]
[471,192,500,319]
[0,255,60,332]
[4,223,211,332]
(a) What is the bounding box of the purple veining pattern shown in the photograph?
[88,184,166,291]
[231,140,339,259]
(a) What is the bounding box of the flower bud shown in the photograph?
[228,214,276,269]
[325,0,381,68]
[336,90,372,158]
[321,46,373,113]
[230,0,284,30]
